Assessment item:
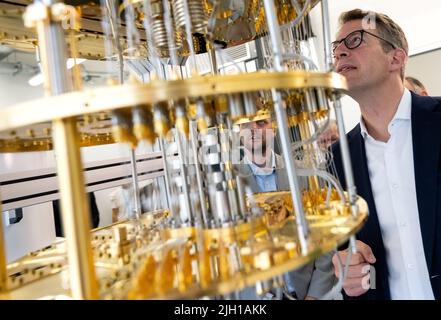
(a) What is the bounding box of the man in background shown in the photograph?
[237,114,335,300]
[405,76,429,96]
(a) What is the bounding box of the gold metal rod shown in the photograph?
[25,0,96,299]
[52,118,98,300]
[298,120,320,191]
[0,202,7,293]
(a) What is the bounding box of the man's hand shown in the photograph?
[332,240,376,297]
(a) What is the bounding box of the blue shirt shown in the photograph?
[244,151,278,192]
[255,172,277,192]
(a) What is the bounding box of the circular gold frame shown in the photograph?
[0,71,347,133]
[145,196,368,299]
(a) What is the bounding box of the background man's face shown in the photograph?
[240,119,275,153]
[404,79,428,96]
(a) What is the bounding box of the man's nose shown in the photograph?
[333,42,350,61]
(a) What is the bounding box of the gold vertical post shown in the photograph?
[0,202,7,293]
[52,118,98,300]
[298,119,320,191]
[23,0,98,300]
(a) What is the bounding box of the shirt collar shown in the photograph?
[244,150,276,176]
[360,89,412,139]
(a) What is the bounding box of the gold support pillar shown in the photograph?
[52,118,98,300]
[0,202,7,293]
[298,119,320,191]
[23,1,97,299]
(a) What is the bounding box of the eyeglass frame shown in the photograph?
[332,29,397,54]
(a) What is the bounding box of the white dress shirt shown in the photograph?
[360,89,434,300]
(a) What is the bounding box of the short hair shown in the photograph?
[338,9,409,78]
[405,76,426,91]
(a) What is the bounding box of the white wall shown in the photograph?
[407,49,441,96]
[0,74,43,107]
[3,203,55,263]
[0,69,55,263]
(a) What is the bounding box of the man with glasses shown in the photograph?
[236,112,335,300]
[331,9,441,300]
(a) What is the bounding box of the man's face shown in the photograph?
[240,119,275,153]
[333,20,393,94]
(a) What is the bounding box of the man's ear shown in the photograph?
[420,89,429,96]
[390,48,407,73]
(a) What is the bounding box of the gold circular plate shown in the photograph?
[0,71,347,133]
[124,194,367,300]
[0,113,115,152]
[1,201,366,299]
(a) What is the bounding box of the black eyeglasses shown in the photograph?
[332,29,396,54]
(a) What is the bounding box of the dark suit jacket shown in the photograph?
[332,93,441,299]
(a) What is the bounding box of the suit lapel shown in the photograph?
[348,127,385,251]
[347,127,391,298]
[411,93,441,272]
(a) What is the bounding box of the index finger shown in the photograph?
[336,251,367,266]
